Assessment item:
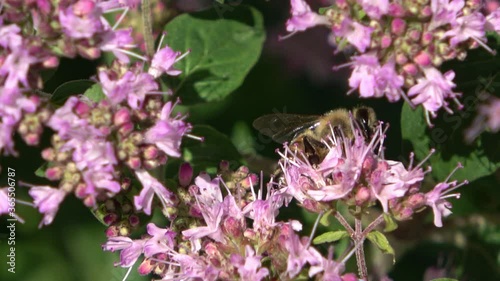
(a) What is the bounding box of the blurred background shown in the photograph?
[1,1,499,281]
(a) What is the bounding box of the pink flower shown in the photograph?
[357,0,389,20]
[149,45,188,78]
[348,54,380,98]
[144,101,191,157]
[182,174,225,250]
[429,0,464,30]
[28,186,67,228]
[99,28,135,63]
[486,9,500,32]
[134,170,177,215]
[143,223,177,257]
[47,97,91,140]
[444,12,486,47]
[230,246,269,281]
[333,19,373,52]
[425,164,466,227]
[408,67,460,116]
[58,0,104,39]
[286,0,330,32]
[0,48,38,90]
[285,231,323,278]
[102,236,145,267]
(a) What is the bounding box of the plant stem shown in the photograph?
[142,0,154,57]
[334,211,355,236]
[362,214,384,236]
[354,208,368,281]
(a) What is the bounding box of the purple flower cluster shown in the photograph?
[0,0,141,155]
[277,119,466,227]
[103,167,357,281]
[31,62,191,228]
[286,0,500,124]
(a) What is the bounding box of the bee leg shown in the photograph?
[303,136,325,165]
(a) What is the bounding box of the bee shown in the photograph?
[252,106,377,165]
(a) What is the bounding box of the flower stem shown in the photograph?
[354,208,368,281]
[142,0,154,57]
[362,214,385,236]
[334,211,355,236]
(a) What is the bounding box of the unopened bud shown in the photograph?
[391,18,406,35]
[414,51,431,66]
[407,193,426,209]
[113,108,131,126]
[46,167,63,180]
[178,162,193,187]
[355,187,371,205]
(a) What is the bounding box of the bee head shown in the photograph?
[353,106,377,140]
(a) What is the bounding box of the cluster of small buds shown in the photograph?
[277,117,467,227]
[285,0,500,125]
[103,169,360,280]
[94,194,145,238]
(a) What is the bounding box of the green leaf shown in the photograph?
[430,278,459,281]
[401,103,500,183]
[163,5,265,104]
[383,213,398,232]
[35,162,49,178]
[319,209,334,227]
[366,230,395,263]
[83,83,106,102]
[313,230,349,245]
[50,80,95,106]
[181,125,243,175]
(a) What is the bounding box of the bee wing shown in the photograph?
[252,114,321,143]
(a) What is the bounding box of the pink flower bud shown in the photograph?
[381,34,392,49]
[113,108,131,126]
[42,56,59,68]
[178,162,193,187]
[24,133,40,145]
[389,3,405,17]
[342,273,358,281]
[240,174,258,188]
[73,0,95,16]
[414,51,431,66]
[396,52,408,65]
[355,187,371,205]
[143,145,159,160]
[103,213,118,225]
[74,101,91,116]
[118,122,134,136]
[422,32,433,46]
[129,215,140,227]
[403,63,418,75]
[84,195,96,207]
[41,148,55,161]
[45,167,62,180]
[391,18,406,35]
[105,225,119,237]
[127,157,142,169]
[222,217,242,238]
[421,5,432,17]
[408,29,421,42]
[407,193,425,209]
[138,259,154,275]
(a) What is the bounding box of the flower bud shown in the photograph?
[240,173,258,188]
[143,145,159,160]
[222,217,242,238]
[391,18,406,36]
[103,213,118,225]
[129,214,140,227]
[380,34,392,49]
[355,187,371,205]
[178,162,193,187]
[41,148,55,161]
[127,157,141,169]
[43,56,59,68]
[407,193,426,209]
[403,63,418,75]
[46,167,63,180]
[388,3,405,17]
[420,5,432,17]
[113,108,131,126]
[138,259,154,275]
[414,51,431,66]
[74,101,91,117]
[105,225,119,237]
[73,0,95,16]
[421,32,433,46]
